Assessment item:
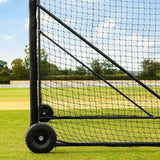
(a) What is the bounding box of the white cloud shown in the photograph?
[0,0,8,3]
[90,31,160,71]
[108,34,160,70]
[25,18,29,28]
[4,35,13,39]
[95,19,116,37]
[114,34,156,55]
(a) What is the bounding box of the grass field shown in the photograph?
[1,88,160,160]
[0,88,30,110]
[42,86,160,111]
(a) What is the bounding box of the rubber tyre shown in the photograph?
[40,104,53,122]
[25,123,57,153]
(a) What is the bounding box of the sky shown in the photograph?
[0,0,28,68]
[0,0,160,71]
[39,0,160,71]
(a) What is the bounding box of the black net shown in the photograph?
[37,0,160,143]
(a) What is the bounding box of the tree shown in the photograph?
[24,45,48,69]
[11,59,28,79]
[140,59,160,79]
[24,45,30,70]
[76,65,86,76]
[41,59,59,78]
[0,69,10,84]
[90,59,103,76]
[24,45,59,79]
[102,60,116,75]
[0,60,9,72]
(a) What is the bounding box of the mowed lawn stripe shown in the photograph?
[0,88,30,110]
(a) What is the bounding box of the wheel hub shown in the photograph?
[39,135,44,142]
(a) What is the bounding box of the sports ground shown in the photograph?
[1,88,160,160]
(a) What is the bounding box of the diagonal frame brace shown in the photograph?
[37,4,160,102]
[40,31,153,118]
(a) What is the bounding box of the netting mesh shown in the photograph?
[37,0,160,143]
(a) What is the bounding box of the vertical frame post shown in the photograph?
[37,0,42,108]
[29,0,38,125]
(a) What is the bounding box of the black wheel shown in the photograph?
[25,123,57,153]
[39,104,53,122]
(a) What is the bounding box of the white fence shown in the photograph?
[0,80,160,88]
[0,81,30,88]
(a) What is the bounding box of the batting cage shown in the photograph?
[26,0,160,153]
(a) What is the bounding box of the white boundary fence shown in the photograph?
[0,80,160,88]
[0,81,30,88]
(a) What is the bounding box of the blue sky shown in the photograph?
[39,0,160,71]
[0,0,28,68]
[0,0,160,71]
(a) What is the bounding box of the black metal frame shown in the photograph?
[29,0,38,125]
[56,141,160,147]
[29,0,160,147]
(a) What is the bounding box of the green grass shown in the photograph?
[0,88,29,110]
[1,88,160,159]
[41,86,158,103]
[1,110,160,160]
[42,86,160,110]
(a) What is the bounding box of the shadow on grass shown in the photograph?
[51,146,160,154]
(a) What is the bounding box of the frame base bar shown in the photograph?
[56,141,160,147]
[40,116,160,120]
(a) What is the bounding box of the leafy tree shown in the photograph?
[24,45,30,70]
[23,45,49,70]
[24,45,59,79]
[0,69,10,83]
[140,59,160,78]
[102,60,116,75]
[58,68,69,75]
[11,59,28,79]
[76,65,86,76]
[90,59,103,76]
[41,59,59,78]
[0,60,9,72]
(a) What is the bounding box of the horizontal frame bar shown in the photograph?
[56,141,160,147]
[40,116,160,120]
